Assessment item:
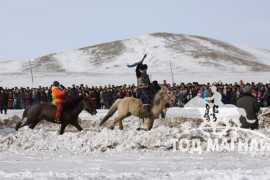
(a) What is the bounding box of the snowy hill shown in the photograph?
[0,32,270,87]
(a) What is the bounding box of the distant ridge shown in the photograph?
[0,33,269,87]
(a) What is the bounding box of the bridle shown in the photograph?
[164,91,175,102]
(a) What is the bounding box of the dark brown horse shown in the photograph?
[15,95,97,134]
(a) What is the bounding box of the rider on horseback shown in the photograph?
[127,54,152,117]
[51,81,69,123]
[137,64,153,117]
[137,64,151,102]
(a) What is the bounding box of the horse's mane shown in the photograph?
[152,88,167,105]
[62,95,84,110]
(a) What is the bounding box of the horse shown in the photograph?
[99,87,177,131]
[15,95,97,134]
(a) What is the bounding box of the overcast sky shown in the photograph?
[0,0,270,61]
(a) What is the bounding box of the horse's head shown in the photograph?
[82,96,97,115]
[161,87,177,106]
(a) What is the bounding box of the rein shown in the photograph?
[164,91,174,101]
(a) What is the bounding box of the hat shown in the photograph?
[243,85,252,94]
[142,64,148,70]
[53,81,60,86]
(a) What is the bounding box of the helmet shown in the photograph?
[53,81,60,86]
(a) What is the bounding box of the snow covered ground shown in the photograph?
[1,151,270,179]
[1,108,270,179]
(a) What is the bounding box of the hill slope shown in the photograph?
[0,33,269,87]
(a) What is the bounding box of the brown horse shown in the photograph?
[15,95,97,134]
[100,87,177,131]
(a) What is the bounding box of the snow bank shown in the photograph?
[1,108,270,154]
[1,108,270,179]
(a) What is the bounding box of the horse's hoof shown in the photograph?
[137,128,141,131]
[109,126,114,130]
[119,127,123,130]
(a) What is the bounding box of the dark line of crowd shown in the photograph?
[0,80,270,115]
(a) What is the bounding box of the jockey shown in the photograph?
[137,64,153,117]
[127,54,152,117]
[51,81,68,123]
[137,64,151,103]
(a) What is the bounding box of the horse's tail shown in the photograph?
[15,106,30,131]
[100,99,121,126]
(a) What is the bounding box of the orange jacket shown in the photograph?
[51,86,68,105]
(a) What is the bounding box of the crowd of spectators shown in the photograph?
[0,80,269,115]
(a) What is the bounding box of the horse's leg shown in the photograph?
[29,120,40,129]
[15,121,22,131]
[16,120,31,130]
[161,107,167,119]
[71,121,83,131]
[110,114,130,130]
[137,117,154,131]
[119,120,124,130]
[59,123,67,135]
[110,116,121,130]
[147,117,155,130]
[161,112,165,119]
[163,108,167,118]
[16,107,28,131]
[16,114,35,130]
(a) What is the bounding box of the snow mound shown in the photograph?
[1,108,270,154]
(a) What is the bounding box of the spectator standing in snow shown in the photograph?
[236,85,261,130]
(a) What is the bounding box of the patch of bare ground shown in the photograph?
[79,40,125,65]
[22,55,65,72]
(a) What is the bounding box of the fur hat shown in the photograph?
[243,85,252,94]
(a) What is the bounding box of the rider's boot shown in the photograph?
[143,104,152,117]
